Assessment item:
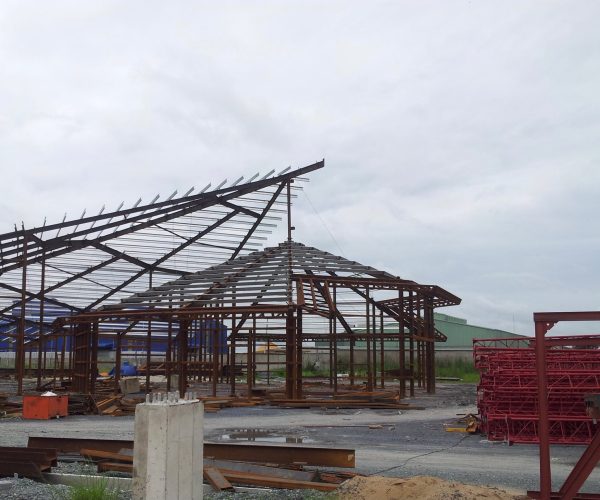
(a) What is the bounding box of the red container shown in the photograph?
[23,395,69,420]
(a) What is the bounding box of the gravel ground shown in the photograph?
[1,383,598,497]
[2,478,71,500]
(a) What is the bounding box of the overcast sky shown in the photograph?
[1,1,599,335]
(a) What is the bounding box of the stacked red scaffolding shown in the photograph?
[474,336,600,444]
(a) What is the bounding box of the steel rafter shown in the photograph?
[1,161,323,393]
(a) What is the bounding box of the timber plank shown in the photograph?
[204,467,234,491]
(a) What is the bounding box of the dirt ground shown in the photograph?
[1,383,598,496]
[337,475,526,499]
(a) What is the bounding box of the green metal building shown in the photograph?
[433,313,526,359]
[315,313,526,361]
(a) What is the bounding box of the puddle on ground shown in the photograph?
[219,428,314,444]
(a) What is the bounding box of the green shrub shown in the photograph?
[53,476,120,500]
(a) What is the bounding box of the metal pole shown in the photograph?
[333,284,338,394]
[36,251,46,388]
[380,308,384,388]
[399,289,405,398]
[296,308,303,398]
[114,332,122,394]
[372,301,377,389]
[365,286,372,391]
[535,320,551,499]
[166,320,172,393]
[145,271,153,394]
[409,291,415,396]
[17,235,28,395]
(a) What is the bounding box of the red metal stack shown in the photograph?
[474,336,600,444]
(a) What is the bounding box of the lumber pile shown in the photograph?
[199,395,265,412]
[0,393,23,417]
[92,394,146,416]
[268,390,423,409]
[137,361,167,376]
[67,394,95,415]
[82,448,353,491]
[28,436,356,492]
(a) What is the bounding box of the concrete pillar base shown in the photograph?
[133,393,203,500]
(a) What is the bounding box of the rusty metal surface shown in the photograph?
[0,161,323,393]
[1,158,461,402]
[65,241,458,397]
[28,435,355,468]
[532,312,600,500]
[203,467,234,491]
[0,445,57,478]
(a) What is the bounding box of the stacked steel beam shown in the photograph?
[474,337,600,444]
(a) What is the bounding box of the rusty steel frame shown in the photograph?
[529,311,600,500]
[0,162,323,393]
[1,158,461,403]
[59,239,459,399]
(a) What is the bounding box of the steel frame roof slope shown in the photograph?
[67,240,460,325]
[63,240,461,398]
[0,160,324,332]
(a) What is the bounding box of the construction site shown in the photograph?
[0,160,597,499]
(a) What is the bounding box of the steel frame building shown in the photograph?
[60,240,460,399]
[0,159,461,401]
[0,161,323,393]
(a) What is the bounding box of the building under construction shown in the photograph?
[0,160,460,401]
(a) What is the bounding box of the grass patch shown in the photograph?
[435,357,479,383]
[266,358,480,383]
[52,473,120,500]
[270,367,286,378]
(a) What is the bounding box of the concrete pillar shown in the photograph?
[133,393,203,500]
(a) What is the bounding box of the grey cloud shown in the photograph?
[1,1,600,335]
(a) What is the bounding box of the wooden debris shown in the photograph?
[204,458,316,482]
[204,467,234,491]
[217,469,339,491]
[80,448,133,463]
[444,414,480,433]
[98,462,133,473]
[268,398,422,409]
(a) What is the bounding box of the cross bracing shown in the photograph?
[0,160,324,394]
[0,161,323,329]
[63,240,460,397]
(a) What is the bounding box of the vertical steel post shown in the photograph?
[212,316,219,397]
[333,284,338,394]
[178,319,188,398]
[114,332,122,394]
[230,330,236,396]
[296,308,303,398]
[91,320,99,394]
[285,308,296,398]
[247,316,254,399]
[145,271,153,394]
[36,252,46,388]
[365,286,372,391]
[166,316,173,393]
[328,316,333,387]
[399,289,405,398]
[409,291,415,396]
[372,301,377,389]
[425,296,435,394]
[535,320,551,499]
[17,235,28,396]
[380,308,384,388]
